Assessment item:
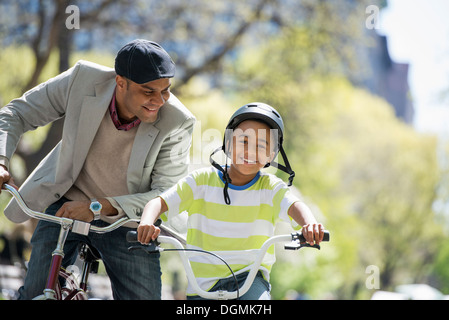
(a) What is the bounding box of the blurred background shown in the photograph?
[1,0,449,300]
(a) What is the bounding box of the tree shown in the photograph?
[228,22,444,298]
[0,0,277,181]
[0,0,122,182]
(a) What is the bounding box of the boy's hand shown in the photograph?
[302,223,325,246]
[137,223,161,245]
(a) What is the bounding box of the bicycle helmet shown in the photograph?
[224,102,284,156]
[210,102,295,204]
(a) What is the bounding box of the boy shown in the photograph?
[138,102,325,299]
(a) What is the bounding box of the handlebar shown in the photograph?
[2,183,140,235]
[126,230,330,249]
[126,229,330,300]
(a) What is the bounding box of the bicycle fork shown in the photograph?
[34,219,92,300]
[37,220,71,300]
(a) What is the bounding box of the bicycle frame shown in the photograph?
[128,230,329,300]
[2,183,139,300]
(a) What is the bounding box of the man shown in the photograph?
[0,39,195,299]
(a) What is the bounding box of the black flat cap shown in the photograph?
[115,39,175,84]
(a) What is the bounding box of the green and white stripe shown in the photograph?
[161,167,299,294]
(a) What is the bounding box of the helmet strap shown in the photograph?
[210,146,232,205]
[267,145,295,186]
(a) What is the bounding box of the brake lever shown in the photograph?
[127,240,160,254]
[126,223,162,254]
[299,242,321,250]
[284,241,320,250]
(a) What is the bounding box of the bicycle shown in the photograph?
[126,227,330,300]
[1,183,140,300]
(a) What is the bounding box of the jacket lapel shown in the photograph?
[72,78,116,178]
[126,122,160,193]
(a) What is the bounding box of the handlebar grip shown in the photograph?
[126,230,160,254]
[126,220,162,243]
[126,231,138,243]
[298,230,330,242]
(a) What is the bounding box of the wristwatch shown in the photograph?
[89,199,102,221]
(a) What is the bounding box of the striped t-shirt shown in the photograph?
[160,166,300,295]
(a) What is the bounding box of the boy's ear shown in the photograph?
[224,139,232,158]
[223,129,234,158]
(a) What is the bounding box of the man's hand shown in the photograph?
[0,165,18,192]
[55,200,94,222]
[55,198,119,222]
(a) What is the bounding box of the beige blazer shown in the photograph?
[0,60,195,223]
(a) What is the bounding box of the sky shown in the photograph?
[378,0,449,138]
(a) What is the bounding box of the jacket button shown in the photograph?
[55,193,61,199]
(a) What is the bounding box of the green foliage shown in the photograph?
[176,78,237,168]
[178,61,445,299]
[228,28,445,298]
[0,46,54,104]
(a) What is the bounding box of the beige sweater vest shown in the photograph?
[64,110,137,214]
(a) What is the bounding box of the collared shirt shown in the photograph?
[109,90,141,131]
